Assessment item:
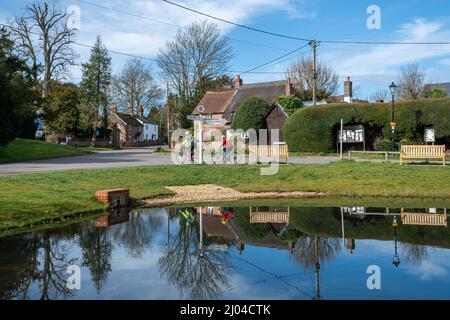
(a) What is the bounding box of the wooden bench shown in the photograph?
[249,145,289,164]
[400,145,446,166]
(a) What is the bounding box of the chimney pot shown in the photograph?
[234,75,242,89]
[344,76,353,103]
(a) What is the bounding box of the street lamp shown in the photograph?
[389,82,398,152]
[392,215,401,268]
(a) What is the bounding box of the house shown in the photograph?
[424,82,450,96]
[191,75,294,139]
[135,105,158,142]
[302,77,368,107]
[110,104,159,145]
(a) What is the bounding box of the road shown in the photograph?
[3,147,392,175]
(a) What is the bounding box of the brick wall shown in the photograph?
[95,189,129,208]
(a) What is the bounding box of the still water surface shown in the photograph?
[1,205,450,300]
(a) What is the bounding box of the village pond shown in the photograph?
[1,204,450,300]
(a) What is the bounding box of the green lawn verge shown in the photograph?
[0,138,91,162]
[0,161,449,230]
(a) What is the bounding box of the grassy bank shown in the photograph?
[0,138,91,162]
[0,161,449,230]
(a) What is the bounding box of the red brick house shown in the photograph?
[110,111,143,144]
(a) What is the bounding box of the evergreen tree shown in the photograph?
[80,36,111,146]
[0,27,37,145]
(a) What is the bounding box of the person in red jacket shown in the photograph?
[219,207,234,224]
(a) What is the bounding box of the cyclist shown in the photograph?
[219,134,233,162]
[180,208,196,226]
[219,207,234,224]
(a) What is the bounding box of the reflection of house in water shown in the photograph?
[95,207,130,228]
[196,207,237,240]
[195,206,295,254]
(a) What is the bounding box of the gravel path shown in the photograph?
[138,184,326,207]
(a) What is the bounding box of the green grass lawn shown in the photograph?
[0,138,91,162]
[0,161,449,231]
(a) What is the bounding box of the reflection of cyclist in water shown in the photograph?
[219,207,234,224]
[180,208,196,226]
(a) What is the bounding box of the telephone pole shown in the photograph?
[166,81,171,148]
[310,40,317,106]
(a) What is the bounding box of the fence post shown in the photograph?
[348,150,352,160]
[385,152,388,162]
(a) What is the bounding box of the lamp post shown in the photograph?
[392,215,400,268]
[389,82,398,152]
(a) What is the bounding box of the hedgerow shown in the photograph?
[283,98,450,152]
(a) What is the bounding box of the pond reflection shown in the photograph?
[1,205,450,300]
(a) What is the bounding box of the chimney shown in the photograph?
[285,77,293,96]
[127,103,133,115]
[234,75,242,89]
[137,104,143,117]
[344,76,353,103]
[111,105,117,114]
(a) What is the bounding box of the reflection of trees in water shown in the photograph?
[401,243,428,266]
[291,235,341,270]
[158,220,231,300]
[111,211,164,257]
[79,225,112,294]
[0,233,77,300]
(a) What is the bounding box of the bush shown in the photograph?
[373,138,392,151]
[275,96,303,117]
[231,97,270,131]
[284,98,450,153]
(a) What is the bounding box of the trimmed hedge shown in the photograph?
[284,98,450,152]
[231,96,270,131]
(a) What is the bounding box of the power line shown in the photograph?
[162,0,450,45]
[76,0,292,52]
[162,0,311,42]
[1,22,288,75]
[239,42,310,75]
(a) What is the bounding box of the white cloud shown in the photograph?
[333,19,450,78]
[65,0,311,82]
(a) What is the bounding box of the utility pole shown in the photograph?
[166,81,171,148]
[310,40,317,106]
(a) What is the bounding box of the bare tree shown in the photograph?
[158,21,232,104]
[397,64,426,100]
[10,1,77,96]
[370,89,388,102]
[112,58,163,116]
[286,56,339,101]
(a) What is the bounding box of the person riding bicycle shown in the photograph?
[219,134,233,161]
[179,133,194,163]
[180,208,196,226]
[219,207,234,224]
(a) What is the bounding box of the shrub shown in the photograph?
[231,96,270,131]
[373,138,392,151]
[284,98,450,153]
[275,96,303,117]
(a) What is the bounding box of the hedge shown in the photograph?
[284,98,450,152]
[231,96,269,131]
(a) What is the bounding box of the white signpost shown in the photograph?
[187,106,227,164]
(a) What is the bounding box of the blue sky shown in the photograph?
[1,0,450,99]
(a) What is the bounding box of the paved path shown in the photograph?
[0,148,390,175]
[0,147,171,175]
